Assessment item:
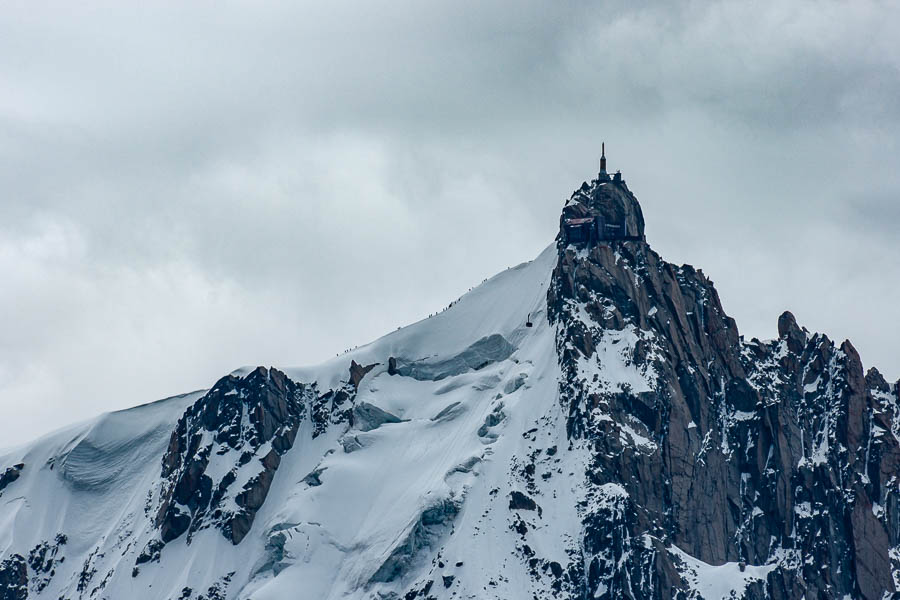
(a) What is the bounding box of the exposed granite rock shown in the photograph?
[26,535,66,593]
[0,554,27,600]
[153,367,314,549]
[563,173,645,242]
[777,310,807,354]
[310,387,354,439]
[349,360,379,390]
[509,491,537,511]
[0,463,23,495]
[546,173,900,598]
[134,539,164,567]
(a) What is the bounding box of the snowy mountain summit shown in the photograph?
[2,162,900,600]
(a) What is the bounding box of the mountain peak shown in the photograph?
[561,161,646,245]
[1,168,898,599]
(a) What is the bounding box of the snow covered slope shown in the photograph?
[1,245,576,600]
[2,170,899,600]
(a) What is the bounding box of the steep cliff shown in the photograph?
[549,173,900,598]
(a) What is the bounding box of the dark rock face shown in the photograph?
[776,310,807,354]
[0,555,27,600]
[349,361,379,389]
[153,367,313,547]
[509,491,538,511]
[0,536,65,599]
[563,175,645,242]
[144,362,365,566]
[0,463,23,495]
[26,535,66,594]
[546,175,900,598]
[739,335,899,599]
[310,387,354,439]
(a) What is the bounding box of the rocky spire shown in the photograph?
[561,168,646,242]
[549,170,898,598]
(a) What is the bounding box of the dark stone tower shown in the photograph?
[599,142,607,174]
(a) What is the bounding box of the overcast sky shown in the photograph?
[2,1,899,447]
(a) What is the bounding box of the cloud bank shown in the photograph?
[2,1,899,445]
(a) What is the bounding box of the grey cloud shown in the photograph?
[2,1,899,446]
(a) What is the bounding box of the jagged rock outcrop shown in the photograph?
[310,386,354,439]
[0,555,26,600]
[0,464,23,495]
[547,173,900,598]
[562,174,645,241]
[153,367,312,547]
[349,361,378,389]
[740,328,900,598]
